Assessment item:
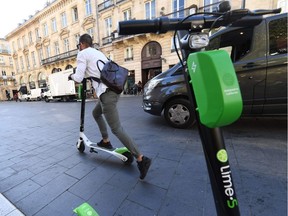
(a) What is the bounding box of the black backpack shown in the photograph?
[93,59,128,94]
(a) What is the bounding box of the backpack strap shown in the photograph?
[90,77,101,83]
[96,59,105,72]
[96,56,112,71]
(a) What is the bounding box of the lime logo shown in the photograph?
[191,61,197,73]
[217,149,228,163]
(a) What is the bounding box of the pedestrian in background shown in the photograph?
[137,81,142,95]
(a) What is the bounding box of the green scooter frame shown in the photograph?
[76,78,134,165]
[185,49,242,215]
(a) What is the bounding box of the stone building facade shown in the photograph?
[0,39,15,100]
[3,0,286,98]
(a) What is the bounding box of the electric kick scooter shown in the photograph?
[75,78,134,165]
[118,2,280,215]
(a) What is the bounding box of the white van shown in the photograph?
[27,88,43,101]
[42,69,78,102]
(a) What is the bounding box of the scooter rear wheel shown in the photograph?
[122,151,134,165]
[76,141,85,153]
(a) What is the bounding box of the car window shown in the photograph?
[207,27,253,62]
[269,17,287,55]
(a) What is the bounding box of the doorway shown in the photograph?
[141,41,162,85]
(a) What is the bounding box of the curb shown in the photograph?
[0,194,25,216]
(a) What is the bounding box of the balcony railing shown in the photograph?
[98,0,114,12]
[41,49,78,65]
[102,32,132,45]
[116,0,126,3]
[0,49,10,54]
[41,43,99,65]
[124,57,133,61]
[0,75,15,81]
[102,35,113,45]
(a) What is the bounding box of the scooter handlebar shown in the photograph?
[118,8,281,35]
[118,16,209,35]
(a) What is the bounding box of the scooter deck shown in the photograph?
[90,143,116,151]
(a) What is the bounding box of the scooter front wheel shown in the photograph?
[76,141,85,153]
[122,151,134,165]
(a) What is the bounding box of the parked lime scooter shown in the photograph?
[118,2,281,215]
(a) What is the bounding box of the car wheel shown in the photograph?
[164,98,195,129]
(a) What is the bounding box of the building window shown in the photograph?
[204,0,218,12]
[35,28,40,41]
[45,46,51,58]
[43,23,49,37]
[20,56,24,71]
[105,17,112,37]
[172,0,184,18]
[28,31,33,44]
[123,9,131,21]
[12,42,16,52]
[145,0,156,19]
[31,51,36,67]
[25,55,30,70]
[124,47,133,61]
[17,38,21,49]
[9,57,13,66]
[22,36,27,47]
[87,28,94,38]
[85,0,92,16]
[51,18,57,33]
[54,41,60,55]
[72,7,79,22]
[38,49,44,65]
[0,56,4,64]
[64,38,70,52]
[15,59,19,72]
[145,43,157,57]
[61,12,67,28]
[75,34,80,47]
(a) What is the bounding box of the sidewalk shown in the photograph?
[0,97,286,216]
[0,194,24,216]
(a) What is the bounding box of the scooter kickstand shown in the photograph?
[90,148,98,153]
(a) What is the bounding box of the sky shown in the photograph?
[0,0,49,38]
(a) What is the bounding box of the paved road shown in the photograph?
[0,96,287,216]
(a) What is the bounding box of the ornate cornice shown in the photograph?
[59,29,70,38]
[23,47,29,55]
[43,38,51,46]
[81,16,96,29]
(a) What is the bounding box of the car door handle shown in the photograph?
[242,62,259,68]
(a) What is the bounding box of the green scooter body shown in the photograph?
[187,50,243,128]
